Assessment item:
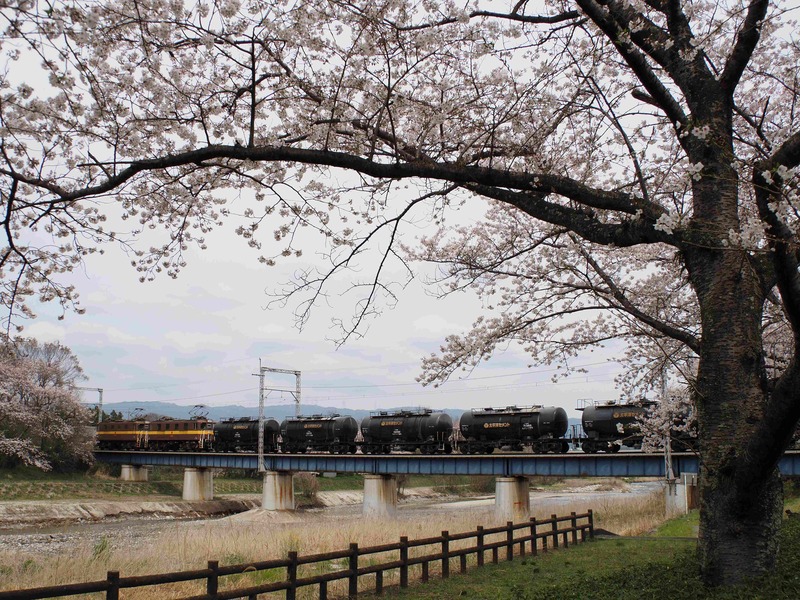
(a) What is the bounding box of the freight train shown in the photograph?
[578,401,649,453]
[361,409,453,454]
[95,402,694,454]
[281,414,359,454]
[459,406,570,454]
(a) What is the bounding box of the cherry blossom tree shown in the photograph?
[1,0,799,586]
[0,338,93,471]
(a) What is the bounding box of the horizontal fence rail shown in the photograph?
[0,511,594,600]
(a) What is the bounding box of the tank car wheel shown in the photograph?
[349,444,357,454]
[581,441,594,453]
[560,441,570,454]
[444,443,453,455]
[608,443,621,453]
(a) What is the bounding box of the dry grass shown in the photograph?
[0,485,668,598]
[589,489,667,536]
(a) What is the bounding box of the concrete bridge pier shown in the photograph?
[363,474,398,518]
[666,473,698,515]
[262,471,295,510]
[495,476,530,522]
[120,464,148,482]
[182,467,214,501]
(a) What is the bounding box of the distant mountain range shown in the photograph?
[100,401,582,429]
[101,401,465,422]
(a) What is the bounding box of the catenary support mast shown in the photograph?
[254,362,301,472]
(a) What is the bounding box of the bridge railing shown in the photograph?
[0,511,593,600]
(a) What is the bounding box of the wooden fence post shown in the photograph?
[551,514,559,549]
[530,517,538,556]
[349,543,359,599]
[571,512,579,545]
[399,536,409,588]
[106,571,120,600]
[319,580,328,600]
[476,526,485,567]
[207,560,219,597]
[588,509,595,538]
[441,531,450,579]
[506,521,514,561]
[375,571,383,595]
[287,551,298,600]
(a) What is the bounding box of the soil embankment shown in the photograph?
[0,487,453,531]
[0,498,259,530]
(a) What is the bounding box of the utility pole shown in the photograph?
[76,387,104,423]
[253,362,301,472]
[661,366,675,482]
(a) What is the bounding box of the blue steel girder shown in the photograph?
[92,450,717,477]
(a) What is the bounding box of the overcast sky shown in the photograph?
[23,188,625,421]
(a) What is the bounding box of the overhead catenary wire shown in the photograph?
[104,361,621,405]
[103,359,618,394]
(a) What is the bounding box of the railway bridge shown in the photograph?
[94,450,800,521]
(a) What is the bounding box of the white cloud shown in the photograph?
[20,203,622,419]
[23,321,67,342]
[163,331,235,352]
[411,314,462,335]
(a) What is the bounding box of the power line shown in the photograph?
[102,359,618,394]
[108,370,619,406]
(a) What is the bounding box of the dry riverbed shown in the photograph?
[0,479,663,558]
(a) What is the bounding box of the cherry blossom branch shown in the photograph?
[720,0,770,94]
[576,242,701,352]
[575,0,688,128]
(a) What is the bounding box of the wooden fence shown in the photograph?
[0,511,593,600]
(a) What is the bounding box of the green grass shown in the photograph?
[316,473,365,491]
[362,517,800,600]
[0,470,513,499]
[653,509,699,537]
[0,466,94,481]
[0,480,183,500]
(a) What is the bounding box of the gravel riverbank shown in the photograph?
[0,479,663,558]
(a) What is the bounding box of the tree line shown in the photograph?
[0,338,94,472]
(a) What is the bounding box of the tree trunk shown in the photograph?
[689,242,783,585]
[698,466,783,584]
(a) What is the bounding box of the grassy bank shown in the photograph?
[366,517,800,600]
[365,493,800,600]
